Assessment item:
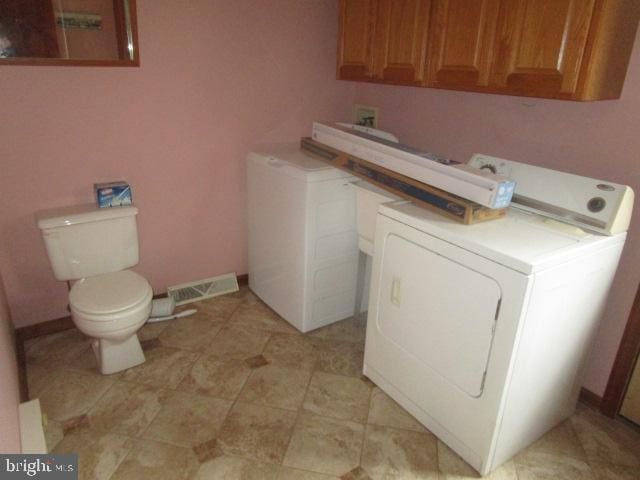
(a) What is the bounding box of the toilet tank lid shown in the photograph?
[36,204,138,229]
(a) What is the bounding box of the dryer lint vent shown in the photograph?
[167,273,239,306]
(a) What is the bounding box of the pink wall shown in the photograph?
[0,0,354,327]
[353,34,640,395]
[0,270,21,453]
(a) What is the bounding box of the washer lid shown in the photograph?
[70,270,152,315]
[248,145,354,182]
[378,202,626,274]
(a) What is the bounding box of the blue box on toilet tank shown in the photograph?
[95,181,132,208]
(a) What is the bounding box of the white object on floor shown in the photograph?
[247,145,362,333]
[150,297,176,318]
[167,273,239,306]
[146,308,197,323]
[35,204,152,375]
[19,399,46,453]
[364,156,633,475]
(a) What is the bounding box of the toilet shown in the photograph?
[36,204,152,375]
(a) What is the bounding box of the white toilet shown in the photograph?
[36,204,152,375]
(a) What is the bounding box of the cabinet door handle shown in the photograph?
[391,277,401,306]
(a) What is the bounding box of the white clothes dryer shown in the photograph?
[363,155,633,475]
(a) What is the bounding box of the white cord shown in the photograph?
[146,309,197,323]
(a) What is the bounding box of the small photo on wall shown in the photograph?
[56,12,103,30]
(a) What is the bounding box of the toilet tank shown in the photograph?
[36,204,141,281]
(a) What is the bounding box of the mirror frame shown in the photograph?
[0,0,140,67]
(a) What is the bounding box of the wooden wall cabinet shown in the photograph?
[373,0,431,84]
[489,0,596,98]
[337,0,378,80]
[338,0,431,84]
[337,0,640,101]
[426,0,500,90]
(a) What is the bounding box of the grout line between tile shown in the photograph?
[210,323,276,462]
[103,435,136,480]
[280,360,317,470]
[435,439,440,479]
[567,415,594,468]
[355,384,376,475]
[132,386,175,443]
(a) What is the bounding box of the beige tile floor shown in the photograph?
[26,288,640,480]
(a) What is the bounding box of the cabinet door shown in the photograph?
[426,0,500,89]
[337,0,378,80]
[490,0,596,97]
[373,0,431,84]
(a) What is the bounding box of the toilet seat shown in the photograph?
[69,270,153,361]
[70,270,152,318]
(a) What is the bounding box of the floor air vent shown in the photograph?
[167,273,239,306]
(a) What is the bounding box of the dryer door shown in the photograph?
[376,233,501,397]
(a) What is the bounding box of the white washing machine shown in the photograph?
[363,155,634,475]
[247,146,360,332]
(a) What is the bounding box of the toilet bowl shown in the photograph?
[70,270,153,375]
[36,204,152,375]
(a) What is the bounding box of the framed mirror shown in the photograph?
[0,0,139,66]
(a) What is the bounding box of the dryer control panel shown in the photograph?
[468,154,634,236]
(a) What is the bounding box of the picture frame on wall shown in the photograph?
[56,12,103,30]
